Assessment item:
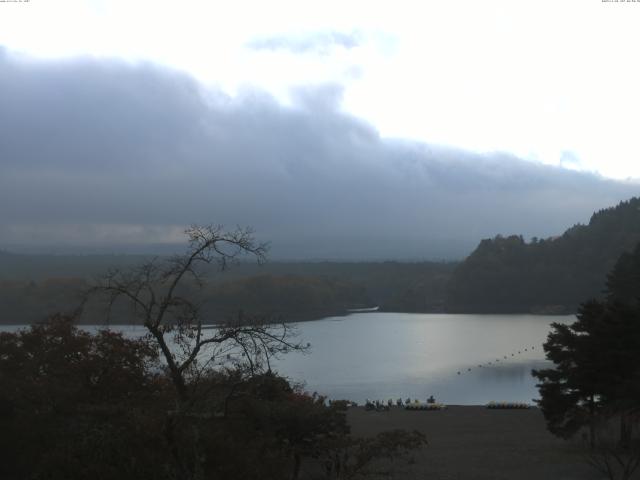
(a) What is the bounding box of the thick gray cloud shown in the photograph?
[246,31,360,54]
[0,48,638,259]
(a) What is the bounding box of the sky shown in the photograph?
[1,0,639,259]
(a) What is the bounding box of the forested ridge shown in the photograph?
[446,197,640,313]
[2,197,640,322]
[0,257,455,324]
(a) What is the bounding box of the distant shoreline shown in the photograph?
[0,309,576,327]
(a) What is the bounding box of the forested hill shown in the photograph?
[446,197,640,314]
[0,256,455,324]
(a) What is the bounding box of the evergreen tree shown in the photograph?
[533,242,640,444]
[605,242,640,306]
[533,301,607,443]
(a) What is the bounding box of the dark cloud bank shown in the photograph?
[0,48,637,260]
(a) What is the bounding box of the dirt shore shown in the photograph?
[347,406,605,480]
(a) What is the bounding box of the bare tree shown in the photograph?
[87,225,306,403]
[85,225,312,480]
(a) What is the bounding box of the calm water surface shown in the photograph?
[2,313,573,405]
[273,312,572,405]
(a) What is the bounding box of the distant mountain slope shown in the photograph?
[446,197,640,313]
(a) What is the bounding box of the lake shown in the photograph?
[1,312,573,405]
[272,312,572,405]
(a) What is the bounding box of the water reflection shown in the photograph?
[272,313,572,405]
[1,313,572,405]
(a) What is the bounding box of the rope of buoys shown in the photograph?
[455,345,540,377]
[406,402,446,411]
[486,401,530,409]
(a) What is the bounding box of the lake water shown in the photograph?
[1,312,573,405]
[272,313,572,405]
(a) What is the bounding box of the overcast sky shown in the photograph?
[1,1,639,259]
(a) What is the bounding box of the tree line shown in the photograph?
[0,258,455,324]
